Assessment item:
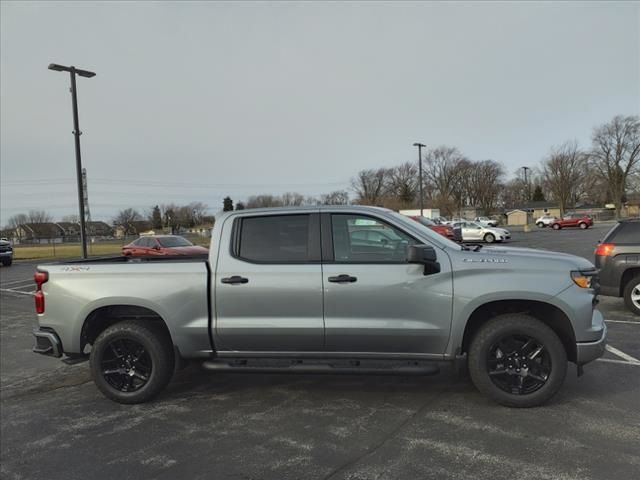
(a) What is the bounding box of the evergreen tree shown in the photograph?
[151,205,163,229]
[223,196,234,211]
[532,185,545,202]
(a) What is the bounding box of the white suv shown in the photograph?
[536,215,557,228]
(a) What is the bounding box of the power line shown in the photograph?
[2,177,349,188]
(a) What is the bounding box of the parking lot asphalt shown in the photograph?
[1,223,638,480]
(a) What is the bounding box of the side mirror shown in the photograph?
[407,245,440,274]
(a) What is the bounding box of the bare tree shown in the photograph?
[113,208,142,235]
[542,141,588,215]
[27,210,53,223]
[467,160,505,215]
[423,146,468,216]
[591,115,640,218]
[387,162,418,208]
[320,190,350,205]
[350,168,389,205]
[499,178,529,210]
[187,201,208,225]
[245,195,284,209]
[8,213,28,229]
[61,214,80,223]
[280,192,305,206]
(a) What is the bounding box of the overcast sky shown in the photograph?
[1,1,639,225]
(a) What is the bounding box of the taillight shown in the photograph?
[594,243,615,257]
[34,270,48,314]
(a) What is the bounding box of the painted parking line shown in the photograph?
[605,319,640,325]
[598,358,640,366]
[0,278,33,287]
[605,345,640,364]
[0,288,33,296]
[596,344,640,367]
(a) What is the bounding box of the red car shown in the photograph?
[550,214,594,230]
[410,216,459,240]
[122,235,209,256]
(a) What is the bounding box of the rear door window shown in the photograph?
[237,214,310,263]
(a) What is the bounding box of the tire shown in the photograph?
[1,258,11,266]
[90,320,174,404]
[536,222,544,228]
[484,233,495,243]
[579,222,588,229]
[552,223,561,230]
[468,314,567,408]
[623,275,640,316]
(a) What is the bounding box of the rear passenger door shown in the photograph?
[214,212,324,352]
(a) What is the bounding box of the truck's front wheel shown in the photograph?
[468,314,567,407]
[90,321,174,404]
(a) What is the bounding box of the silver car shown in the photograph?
[454,221,510,243]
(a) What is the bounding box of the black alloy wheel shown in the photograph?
[487,334,551,395]
[101,338,152,392]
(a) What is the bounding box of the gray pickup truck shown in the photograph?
[33,206,606,407]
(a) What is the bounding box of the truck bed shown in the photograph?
[36,256,212,357]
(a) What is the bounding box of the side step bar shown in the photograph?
[202,359,440,376]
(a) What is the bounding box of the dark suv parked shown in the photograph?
[0,239,13,266]
[595,219,640,315]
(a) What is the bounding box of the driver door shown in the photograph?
[322,213,453,355]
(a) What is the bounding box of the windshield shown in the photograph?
[387,211,462,250]
[157,236,193,248]
[413,217,436,227]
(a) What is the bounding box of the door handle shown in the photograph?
[328,274,357,283]
[221,276,249,285]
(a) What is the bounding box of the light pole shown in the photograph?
[522,166,530,201]
[48,63,96,259]
[413,142,426,217]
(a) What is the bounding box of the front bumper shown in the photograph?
[575,310,607,365]
[33,328,63,358]
[0,251,12,257]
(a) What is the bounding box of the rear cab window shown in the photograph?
[234,214,315,263]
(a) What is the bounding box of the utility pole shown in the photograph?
[48,63,96,259]
[522,166,530,201]
[413,142,426,217]
[82,168,91,224]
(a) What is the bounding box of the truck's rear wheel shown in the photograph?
[468,314,567,407]
[90,320,174,404]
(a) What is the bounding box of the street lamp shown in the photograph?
[522,166,531,201]
[413,142,426,217]
[48,63,96,259]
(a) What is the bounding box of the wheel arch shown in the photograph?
[619,267,640,297]
[81,304,173,353]
[460,299,577,362]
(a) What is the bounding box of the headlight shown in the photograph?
[571,270,596,289]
